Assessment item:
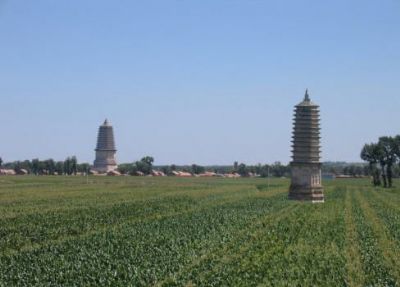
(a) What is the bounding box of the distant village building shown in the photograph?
[0,169,16,175]
[198,171,217,177]
[16,169,28,175]
[107,170,121,176]
[93,119,118,173]
[225,173,241,178]
[151,170,166,177]
[172,171,192,177]
[289,90,324,203]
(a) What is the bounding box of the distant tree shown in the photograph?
[395,135,400,171]
[55,161,64,175]
[13,161,22,173]
[191,164,205,175]
[32,158,40,175]
[347,165,356,177]
[38,160,47,174]
[160,165,172,175]
[128,164,138,175]
[233,161,238,173]
[77,163,90,174]
[378,137,397,187]
[259,164,270,177]
[271,162,287,177]
[254,164,262,175]
[237,163,247,177]
[117,163,131,175]
[393,165,400,178]
[136,156,154,175]
[22,160,31,173]
[64,157,72,175]
[363,165,370,176]
[45,159,55,175]
[361,143,381,186]
[71,156,78,175]
[0,157,2,167]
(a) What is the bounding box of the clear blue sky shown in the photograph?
[1,0,399,165]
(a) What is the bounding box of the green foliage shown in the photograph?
[351,194,396,285]
[191,164,205,175]
[1,177,400,285]
[361,135,400,187]
[135,156,154,175]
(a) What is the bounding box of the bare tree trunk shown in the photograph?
[387,164,393,188]
[380,163,387,188]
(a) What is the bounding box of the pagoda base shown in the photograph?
[92,164,118,174]
[288,186,324,203]
[289,163,324,203]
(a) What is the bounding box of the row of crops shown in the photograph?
[0,176,399,286]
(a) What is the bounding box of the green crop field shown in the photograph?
[1,176,400,286]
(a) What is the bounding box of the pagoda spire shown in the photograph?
[304,89,310,101]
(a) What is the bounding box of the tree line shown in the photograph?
[2,156,291,177]
[117,156,155,175]
[3,152,398,180]
[0,157,90,175]
[116,158,292,177]
[361,135,400,188]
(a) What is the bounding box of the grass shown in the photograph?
[0,176,399,286]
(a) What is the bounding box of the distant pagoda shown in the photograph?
[93,119,117,173]
[289,90,324,202]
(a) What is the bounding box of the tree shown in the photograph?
[77,163,90,174]
[160,166,172,176]
[361,137,400,188]
[396,135,400,169]
[361,143,381,186]
[259,164,271,177]
[55,161,64,175]
[254,164,262,175]
[117,163,131,175]
[378,137,397,188]
[237,163,247,177]
[271,162,288,177]
[71,156,78,175]
[0,157,2,167]
[64,157,72,175]
[233,161,238,173]
[136,156,154,175]
[14,161,22,173]
[32,158,40,175]
[191,164,205,175]
[128,164,138,175]
[22,160,31,173]
[44,159,56,175]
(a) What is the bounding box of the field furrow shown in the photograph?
[344,187,364,287]
[352,190,398,286]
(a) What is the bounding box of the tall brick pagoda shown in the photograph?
[289,90,324,202]
[93,119,117,173]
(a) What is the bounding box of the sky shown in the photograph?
[0,0,399,165]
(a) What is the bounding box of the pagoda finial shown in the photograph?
[104,118,109,125]
[304,89,310,101]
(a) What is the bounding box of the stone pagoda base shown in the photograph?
[92,164,118,174]
[93,149,117,174]
[288,163,324,203]
[288,186,324,203]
